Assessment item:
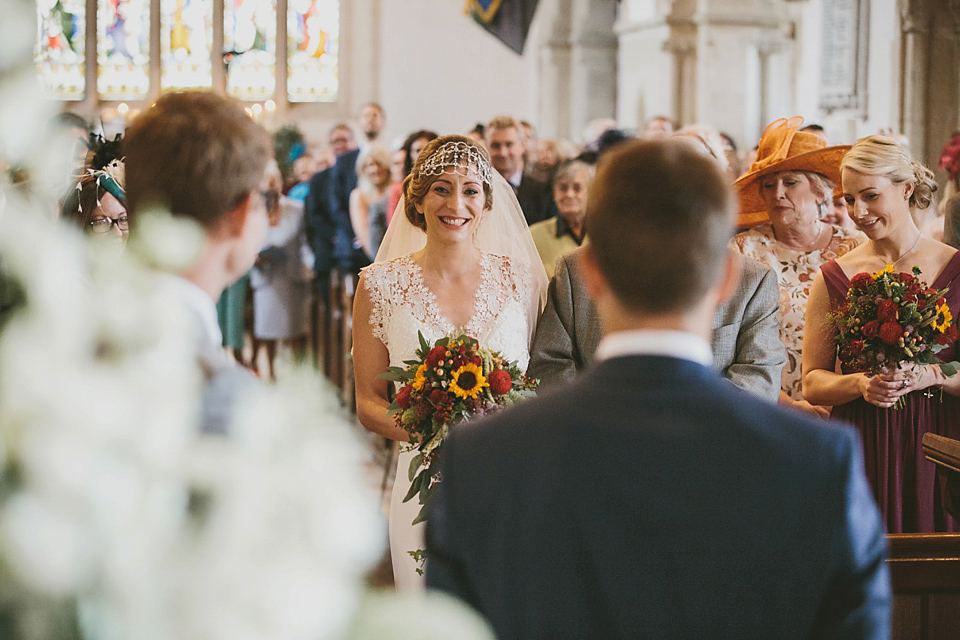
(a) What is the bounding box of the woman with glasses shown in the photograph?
[60,168,128,242]
[60,133,129,243]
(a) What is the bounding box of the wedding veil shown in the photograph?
[374,170,548,346]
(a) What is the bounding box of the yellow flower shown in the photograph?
[412,364,428,391]
[449,362,487,399]
[872,263,895,278]
[933,304,953,333]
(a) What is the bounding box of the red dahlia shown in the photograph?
[878,322,903,345]
[877,299,899,323]
[396,385,413,409]
[425,346,447,368]
[488,369,513,395]
[850,272,873,290]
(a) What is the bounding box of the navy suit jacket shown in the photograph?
[328,148,369,273]
[303,167,334,287]
[516,173,550,226]
[426,354,890,640]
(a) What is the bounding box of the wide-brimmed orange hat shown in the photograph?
[734,117,851,228]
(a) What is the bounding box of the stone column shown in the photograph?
[535,0,573,139]
[568,0,617,141]
[899,0,932,161]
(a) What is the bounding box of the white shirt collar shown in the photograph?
[507,169,523,189]
[595,330,713,367]
[166,275,223,349]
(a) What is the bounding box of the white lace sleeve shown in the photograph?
[361,262,392,346]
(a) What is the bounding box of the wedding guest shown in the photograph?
[251,161,313,380]
[59,134,128,245]
[800,123,827,142]
[529,159,592,278]
[731,117,862,416]
[427,138,890,639]
[942,132,960,249]
[529,133,784,400]
[358,102,386,145]
[349,144,393,260]
[528,138,577,184]
[304,123,356,294]
[642,114,676,138]
[486,115,550,225]
[329,105,387,274]
[125,91,271,434]
[803,135,960,533]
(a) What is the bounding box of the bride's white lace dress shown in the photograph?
[363,250,537,590]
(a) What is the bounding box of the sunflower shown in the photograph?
[933,303,953,333]
[872,262,895,279]
[412,363,428,391]
[449,362,487,399]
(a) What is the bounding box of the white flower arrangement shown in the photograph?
[1,4,494,633]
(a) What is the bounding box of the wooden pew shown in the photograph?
[888,534,960,640]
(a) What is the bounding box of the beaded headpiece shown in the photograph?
[416,140,492,187]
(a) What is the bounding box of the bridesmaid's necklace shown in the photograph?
[879,233,922,268]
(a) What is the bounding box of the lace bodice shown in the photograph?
[363,252,534,371]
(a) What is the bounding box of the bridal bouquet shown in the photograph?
[379,333,536,526]
[828,263,959,406]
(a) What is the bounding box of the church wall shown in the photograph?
[291,0,541,149]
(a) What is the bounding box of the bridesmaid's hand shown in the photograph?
[861,369,911,408]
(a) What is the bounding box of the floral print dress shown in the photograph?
[730,223,863,400]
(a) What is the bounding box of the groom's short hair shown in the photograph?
[586,138,734,314]
[125,91,271,230]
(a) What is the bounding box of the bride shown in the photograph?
[353,135,547,589]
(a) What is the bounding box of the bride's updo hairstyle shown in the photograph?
[403,134,494,231]
[841,135,938,210]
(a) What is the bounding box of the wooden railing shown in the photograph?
[888,533,960,640]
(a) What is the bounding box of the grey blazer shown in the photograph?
[528,249,785,400]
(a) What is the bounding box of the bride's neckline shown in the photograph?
[403,252,492,333]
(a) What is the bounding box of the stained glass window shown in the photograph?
[35,0,86,99]
[97,0,150,100]
[287,0,338,102]
[225,0,277,101]
[160,0,213,90]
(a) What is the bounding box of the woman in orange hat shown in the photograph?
[803,135,960,533]
[730,117,863,416]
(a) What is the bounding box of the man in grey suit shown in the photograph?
[125,91,272,433]
[530,248,785,400]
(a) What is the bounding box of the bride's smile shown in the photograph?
[417,169,486,239]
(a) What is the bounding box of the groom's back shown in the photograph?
[425,139,889,640]
[426,356,889,639]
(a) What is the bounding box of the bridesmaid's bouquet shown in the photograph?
[828,263,959,406]
[378,332,536,526]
